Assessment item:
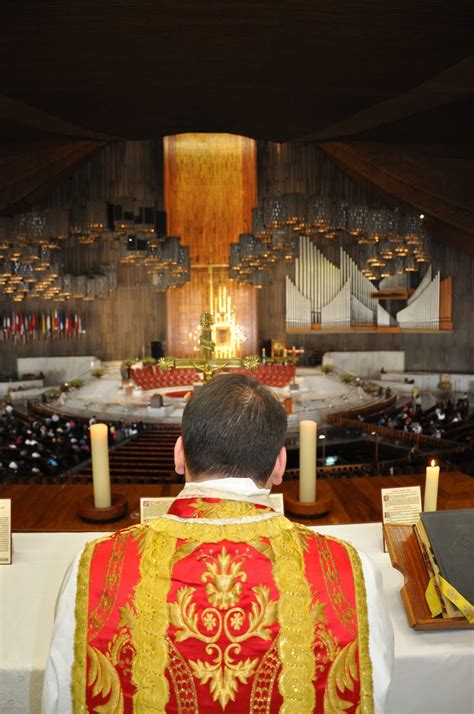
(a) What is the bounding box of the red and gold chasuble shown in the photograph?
[72,497,373,713]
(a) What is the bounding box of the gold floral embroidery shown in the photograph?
[88,530,131,640]
[324,640,359,713]
[317,535,357,634]
[202,546,247,608]
[270,529,317,713]
[250,639,281,713]
[190,498,272,519]
[87,644,124,714]
[167,638,199,714]
[343,542,374,713]
[170,545,278,710]
[150,513,291,542]
[75,511,369,713]
[72,539,95,712]
[132,529,178,713]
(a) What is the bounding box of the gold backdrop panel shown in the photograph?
[166,267,257,358]
[164,133,257,356]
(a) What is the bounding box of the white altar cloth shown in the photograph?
[0,524,473,713]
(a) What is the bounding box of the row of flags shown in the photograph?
[0,311,83,340]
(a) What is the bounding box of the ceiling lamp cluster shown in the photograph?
[0,200,191,301]
[354,211,430,281]
[229,194,431,285]
[78,199,191,290]
[0,212,116,302]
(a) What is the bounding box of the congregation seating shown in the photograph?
[67,424,181,484]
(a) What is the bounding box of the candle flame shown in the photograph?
[431,459,436,467]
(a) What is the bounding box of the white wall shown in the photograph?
[17,356,100,385]
[323,351,405,377]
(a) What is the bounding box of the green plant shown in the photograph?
[45,388,61,400]
[68,378,85,389]
[321,364,334,374]
[91,368,107,379]
[121,358,137,367]
[341,373,356,383]
[142,356,157,366]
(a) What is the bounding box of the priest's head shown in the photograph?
[174,373,287,487]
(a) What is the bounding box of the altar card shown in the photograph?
[0,499,12,565]
[381,486,422,552]
[140,493,284,524]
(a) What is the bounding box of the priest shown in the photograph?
[43,373,393,713]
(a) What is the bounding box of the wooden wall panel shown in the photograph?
[164,134,257,356]
[0,140,167,375]
[257,141,474,373]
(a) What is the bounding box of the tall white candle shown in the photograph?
[424,460,440,512]
[90,423,112,508]
[299,420,317,502]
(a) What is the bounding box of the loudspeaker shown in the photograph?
[151,341,164,359]
[155,210,167,237]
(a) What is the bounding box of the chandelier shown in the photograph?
[0,200,191,301]
[229,193,431,285]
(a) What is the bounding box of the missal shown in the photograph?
[414,509,474,622]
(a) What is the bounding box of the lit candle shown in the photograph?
[90,423,111,508]
[424,460,440,512]
[299,420,317,502]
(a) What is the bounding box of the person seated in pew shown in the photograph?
[43,374,394,713]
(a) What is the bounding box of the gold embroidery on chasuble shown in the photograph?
[73,540,95,712]
[317,535,357,635]
[320,538,374,714]
[132,514,292,712]
[73,528,145,714]
[270,528,317,713]
[88,531,131,639]
[343,542,374,714]
[132,528,178,712]
[167,638,199,714]
[250,639,281,713]
[170,544,278,710]
[189,498,273,519]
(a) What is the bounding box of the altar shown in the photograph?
[1,523,473,713]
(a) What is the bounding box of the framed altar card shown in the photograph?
[140,493,285,524]
[0,499,12,565]
[381,486,422,552]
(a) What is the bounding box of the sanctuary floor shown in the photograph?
[48,364,383,429]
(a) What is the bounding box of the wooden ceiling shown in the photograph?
[1,1,473,252]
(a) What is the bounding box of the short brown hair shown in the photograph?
[181,373,287,485]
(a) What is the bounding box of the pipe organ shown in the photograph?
[285,276,311,328]
[396,270,440,329]
[286,236,451,332]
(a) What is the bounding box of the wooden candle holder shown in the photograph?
[283,481,332,517]
[78,493,128,523]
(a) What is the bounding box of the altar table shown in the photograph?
[0,524,473,714]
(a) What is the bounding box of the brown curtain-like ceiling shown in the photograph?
[0,1,472,250]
